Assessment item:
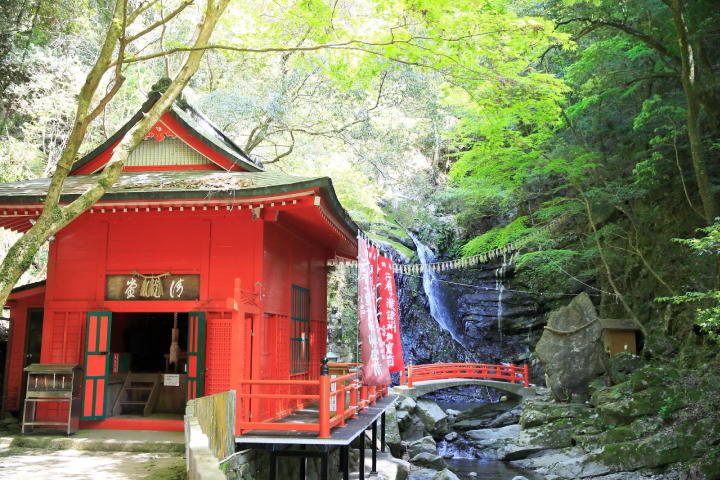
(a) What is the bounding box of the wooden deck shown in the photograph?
[235,395,396,447]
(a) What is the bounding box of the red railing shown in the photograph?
[236,362,388,438]
[399,362,529,388]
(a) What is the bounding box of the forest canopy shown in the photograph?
[0,0,718,340]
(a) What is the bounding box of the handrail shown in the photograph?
[401,362,529,388]
[236,359,390,439]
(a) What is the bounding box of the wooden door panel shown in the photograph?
[187,311,206,401]
[82,311,111,420]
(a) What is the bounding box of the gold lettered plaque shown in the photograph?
[106,274,200,301]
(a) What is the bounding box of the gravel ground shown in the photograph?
[0,447,185,479]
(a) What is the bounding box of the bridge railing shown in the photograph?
[399,363,529,388]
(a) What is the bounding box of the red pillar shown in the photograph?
[524,364,529,388]
[319,358,330,438]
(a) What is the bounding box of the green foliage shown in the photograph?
[658,223,720,346]
[462,216,530,257]
[658,395,683,421]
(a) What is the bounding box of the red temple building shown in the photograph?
[0,90,371,436]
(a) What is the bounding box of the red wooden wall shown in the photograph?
[6,206,331,429]
[4,291,45,411]
[258,222,327,422]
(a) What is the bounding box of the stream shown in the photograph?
[436,440,542,480]
[434,402,541,480]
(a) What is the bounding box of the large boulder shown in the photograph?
[409,453,448,471]
[535,293,607,400]
[400,413,428,442]
[415,399,449,438]
[362,450,410,480]
[433,469,460,480]
[384,403,403,458]
[398,397,417,413]
[408,436,437,456]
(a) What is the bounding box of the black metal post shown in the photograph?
[342,445,349,480]
[370,421,378,474]
[381,412,386,453]
[359,441,365,478]
[270,451,278,480]
[320,451,329,480]
[299,445,306,480]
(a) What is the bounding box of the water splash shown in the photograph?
[407,231,462,345]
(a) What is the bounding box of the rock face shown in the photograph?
[392,239,551,396]
[415,400,449,438]
[535,293,607,400]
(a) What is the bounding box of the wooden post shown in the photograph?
[524,363,529,388]
[399,369,405,386]
[360,384,368,411]
[370,386,376,405]
[319,357,330,438]
[408,363,413,388]
[370,419,378,474]
[337,379,346,427]
[349,380,358,418]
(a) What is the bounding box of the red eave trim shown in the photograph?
[8,285,46,300]
[122,164,222,172]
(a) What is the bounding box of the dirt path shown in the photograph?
[0,447,185,479]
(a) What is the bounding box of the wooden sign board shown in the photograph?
[106,274,200,301]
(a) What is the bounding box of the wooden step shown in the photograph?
[126,373,159,382]
[112,371,163,417]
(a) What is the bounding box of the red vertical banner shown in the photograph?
[358,236,390,386]
[378,256,404,373]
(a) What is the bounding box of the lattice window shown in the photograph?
[290,285,310,374]
[128,137,213,166]
[205,319,232,394]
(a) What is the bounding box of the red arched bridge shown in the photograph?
[394,363,536,399]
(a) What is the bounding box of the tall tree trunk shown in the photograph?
[664,0,717,226]
[0,0,230,307]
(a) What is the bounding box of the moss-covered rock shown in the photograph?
[545,417,720,477]
[630,366,680,393]
[598,426,637,445]
[598,385,685,426]
[609,352,643,375]
[594,382,631,406]
[520,402,594,429]
[696,448,720,480]
[642,335,679,360]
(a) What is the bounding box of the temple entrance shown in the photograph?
[105,312,189,419]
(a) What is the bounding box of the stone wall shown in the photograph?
[185,390,236,479]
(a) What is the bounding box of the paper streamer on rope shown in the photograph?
[357,236,390,386]
[378,255,404,373]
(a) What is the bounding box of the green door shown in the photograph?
[187,311,206,402]
[82,311,112,420]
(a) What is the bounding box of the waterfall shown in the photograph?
[407,231,463,345]
[495,279,504,341]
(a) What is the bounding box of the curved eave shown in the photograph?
[0,177,358,249]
